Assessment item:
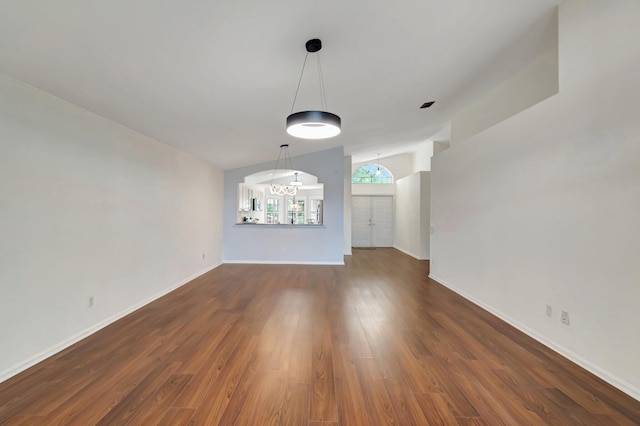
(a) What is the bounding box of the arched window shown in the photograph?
[351,164,393,184]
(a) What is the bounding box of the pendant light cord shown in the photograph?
[290,52,309,114]
[318,54,327,111]
[290,51,330,113]
[270,145,295,186]
[271,147,284,185]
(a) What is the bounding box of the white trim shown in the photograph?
[223,260,344,265]
[393,245,428,260]
[429,273,640,402]
[0,262,222,384]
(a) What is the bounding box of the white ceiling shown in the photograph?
[0,0,562,170]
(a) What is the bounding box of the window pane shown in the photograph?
[351,164,393,184]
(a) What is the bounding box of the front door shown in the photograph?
[351,195,393,247]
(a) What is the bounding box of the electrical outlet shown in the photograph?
[546,305,552,317]
[89,296,94,308]
[561,310,570,325]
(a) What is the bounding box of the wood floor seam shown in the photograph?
[1,248,638,425]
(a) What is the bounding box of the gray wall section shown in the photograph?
[223,147,345,264]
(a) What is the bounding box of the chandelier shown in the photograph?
[269,144,298,196]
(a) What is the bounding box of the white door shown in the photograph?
[352,196,373,247]
[371,196,393,246]
[352,196,393,247]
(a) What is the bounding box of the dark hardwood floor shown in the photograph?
[1,248,639,425]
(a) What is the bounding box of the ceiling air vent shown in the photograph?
[420,101,435,109]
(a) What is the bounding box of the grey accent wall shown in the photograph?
[223,147,345,264]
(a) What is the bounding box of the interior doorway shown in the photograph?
[352,195,393,247]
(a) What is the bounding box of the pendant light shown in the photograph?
[286,39,341,140]
[270,144,298,196]
[376,153,382,176]
[291,172,302,187]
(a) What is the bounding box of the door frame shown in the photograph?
[351,195,394,248]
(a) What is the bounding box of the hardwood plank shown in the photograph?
[334,378,372,426]
[1,415,46,426]
[231,370,288,425]
[355,358,397,425]
[444,361,519,425]
[382,378,430,425]
[414,392,460,425]
[280,382,310,426]
[455,417,490,426]
[172,310,240,373]
[309,321,338,422]
[126,373,192,424]
[332,345,374,426]
[94,361,181,425]
[268,312,300,370]
[287,309,313,384]
[377,321,442,393]
[187,334,259,424]
[156,407,195,425]
[1,249,639,425]
[462,360,547,425]
[214,350,271,425]
[43,337,169,424]
[171,323,250,408]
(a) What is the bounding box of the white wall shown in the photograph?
[431,0,640,400]
[223,147,344,264]
[412,141,433,173]
[344,155,352,256]
[0,74,223,382]
[419,172,431,259]
[451,10,559,145]
[394,171,430,260]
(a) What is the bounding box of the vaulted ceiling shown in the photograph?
[0,0,562,169]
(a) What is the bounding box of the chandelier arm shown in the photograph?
[270,184,297,196]
[290,52,309,114]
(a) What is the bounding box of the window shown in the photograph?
[266,198,281,224]
[351,164,393,184]
[237,170,323,225]
[287,199,305,224]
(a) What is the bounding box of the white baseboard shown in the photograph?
[429,273,640,402]
[0,262,222,384]
[393,245,428,260]
[223,260,344,265]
